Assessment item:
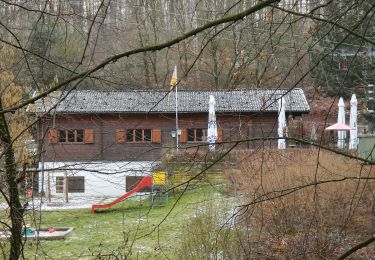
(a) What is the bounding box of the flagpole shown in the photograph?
[169,65,179,152]
[175,85,179,152]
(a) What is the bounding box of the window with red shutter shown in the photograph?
[218,129,223,143]
[48,129,58,144]
[55,129,88,143]
[116,129,125,143]
[84,129,94,143]
[186,128,207,142]
[151,129,161,143]
[179,129,187,143]
[126,129,153,143]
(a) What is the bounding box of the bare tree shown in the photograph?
[0,0,374,259]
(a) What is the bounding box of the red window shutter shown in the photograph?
[179,129,187,143]
[48,129,58,144]
[116,129,125,144]
[152,129,161,143]
[217,129,223,143]
[84,129,94,144]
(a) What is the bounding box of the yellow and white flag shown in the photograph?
[169,65,177,92]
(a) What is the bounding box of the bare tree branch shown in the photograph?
[337,236,375,260]
[0,0,279,114]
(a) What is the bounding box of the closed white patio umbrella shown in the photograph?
[337,97,346,149]
[310,123,317,142]
[278,97,286,149]
[349,94,358,149]
[207,95,218,152]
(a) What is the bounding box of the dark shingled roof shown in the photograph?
[31,89,310,114]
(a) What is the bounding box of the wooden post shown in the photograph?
[47,173,51,203]
[64,172,68,203]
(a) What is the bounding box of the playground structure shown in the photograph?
[151,172,169,207]
[91,172,168,215]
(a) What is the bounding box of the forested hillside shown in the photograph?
[1,1,372,93]
[2,0,369,92]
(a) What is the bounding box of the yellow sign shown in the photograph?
[152,171,166,185]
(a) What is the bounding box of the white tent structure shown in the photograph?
[207,95,218,152]
[337,97,346,149]
[349,94,358,149]
[278,97,287,149]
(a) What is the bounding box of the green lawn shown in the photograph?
[21,185,226,259]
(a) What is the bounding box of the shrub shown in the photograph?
[178,148,375,259]
[230,149,375,258]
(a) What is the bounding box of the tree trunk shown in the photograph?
[0,99,24,260]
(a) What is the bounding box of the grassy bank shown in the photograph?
[6,148,375,259]
[21,185,226,259]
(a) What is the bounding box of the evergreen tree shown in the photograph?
[27,17,87,90]
[28,18,63,88]
[309,0,375,98]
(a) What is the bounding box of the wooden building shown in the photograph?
[30,89,309,200]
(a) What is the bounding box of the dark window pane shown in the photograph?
[126,130,134,142]
[68,176,84,193]
[56,177,64,193]
[188,129,195,142]
[76,130,84,142]
[59,130,66,143]
[196,129,204,141]
[144,129,151,141]
[126,176,152,192]
[68,130,75,142]
[135,129,143,141]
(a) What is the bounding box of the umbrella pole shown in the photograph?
[175,85,179,152]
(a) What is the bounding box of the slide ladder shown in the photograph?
[91,176,152,215]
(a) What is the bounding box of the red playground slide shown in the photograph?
[91,176,152,215]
